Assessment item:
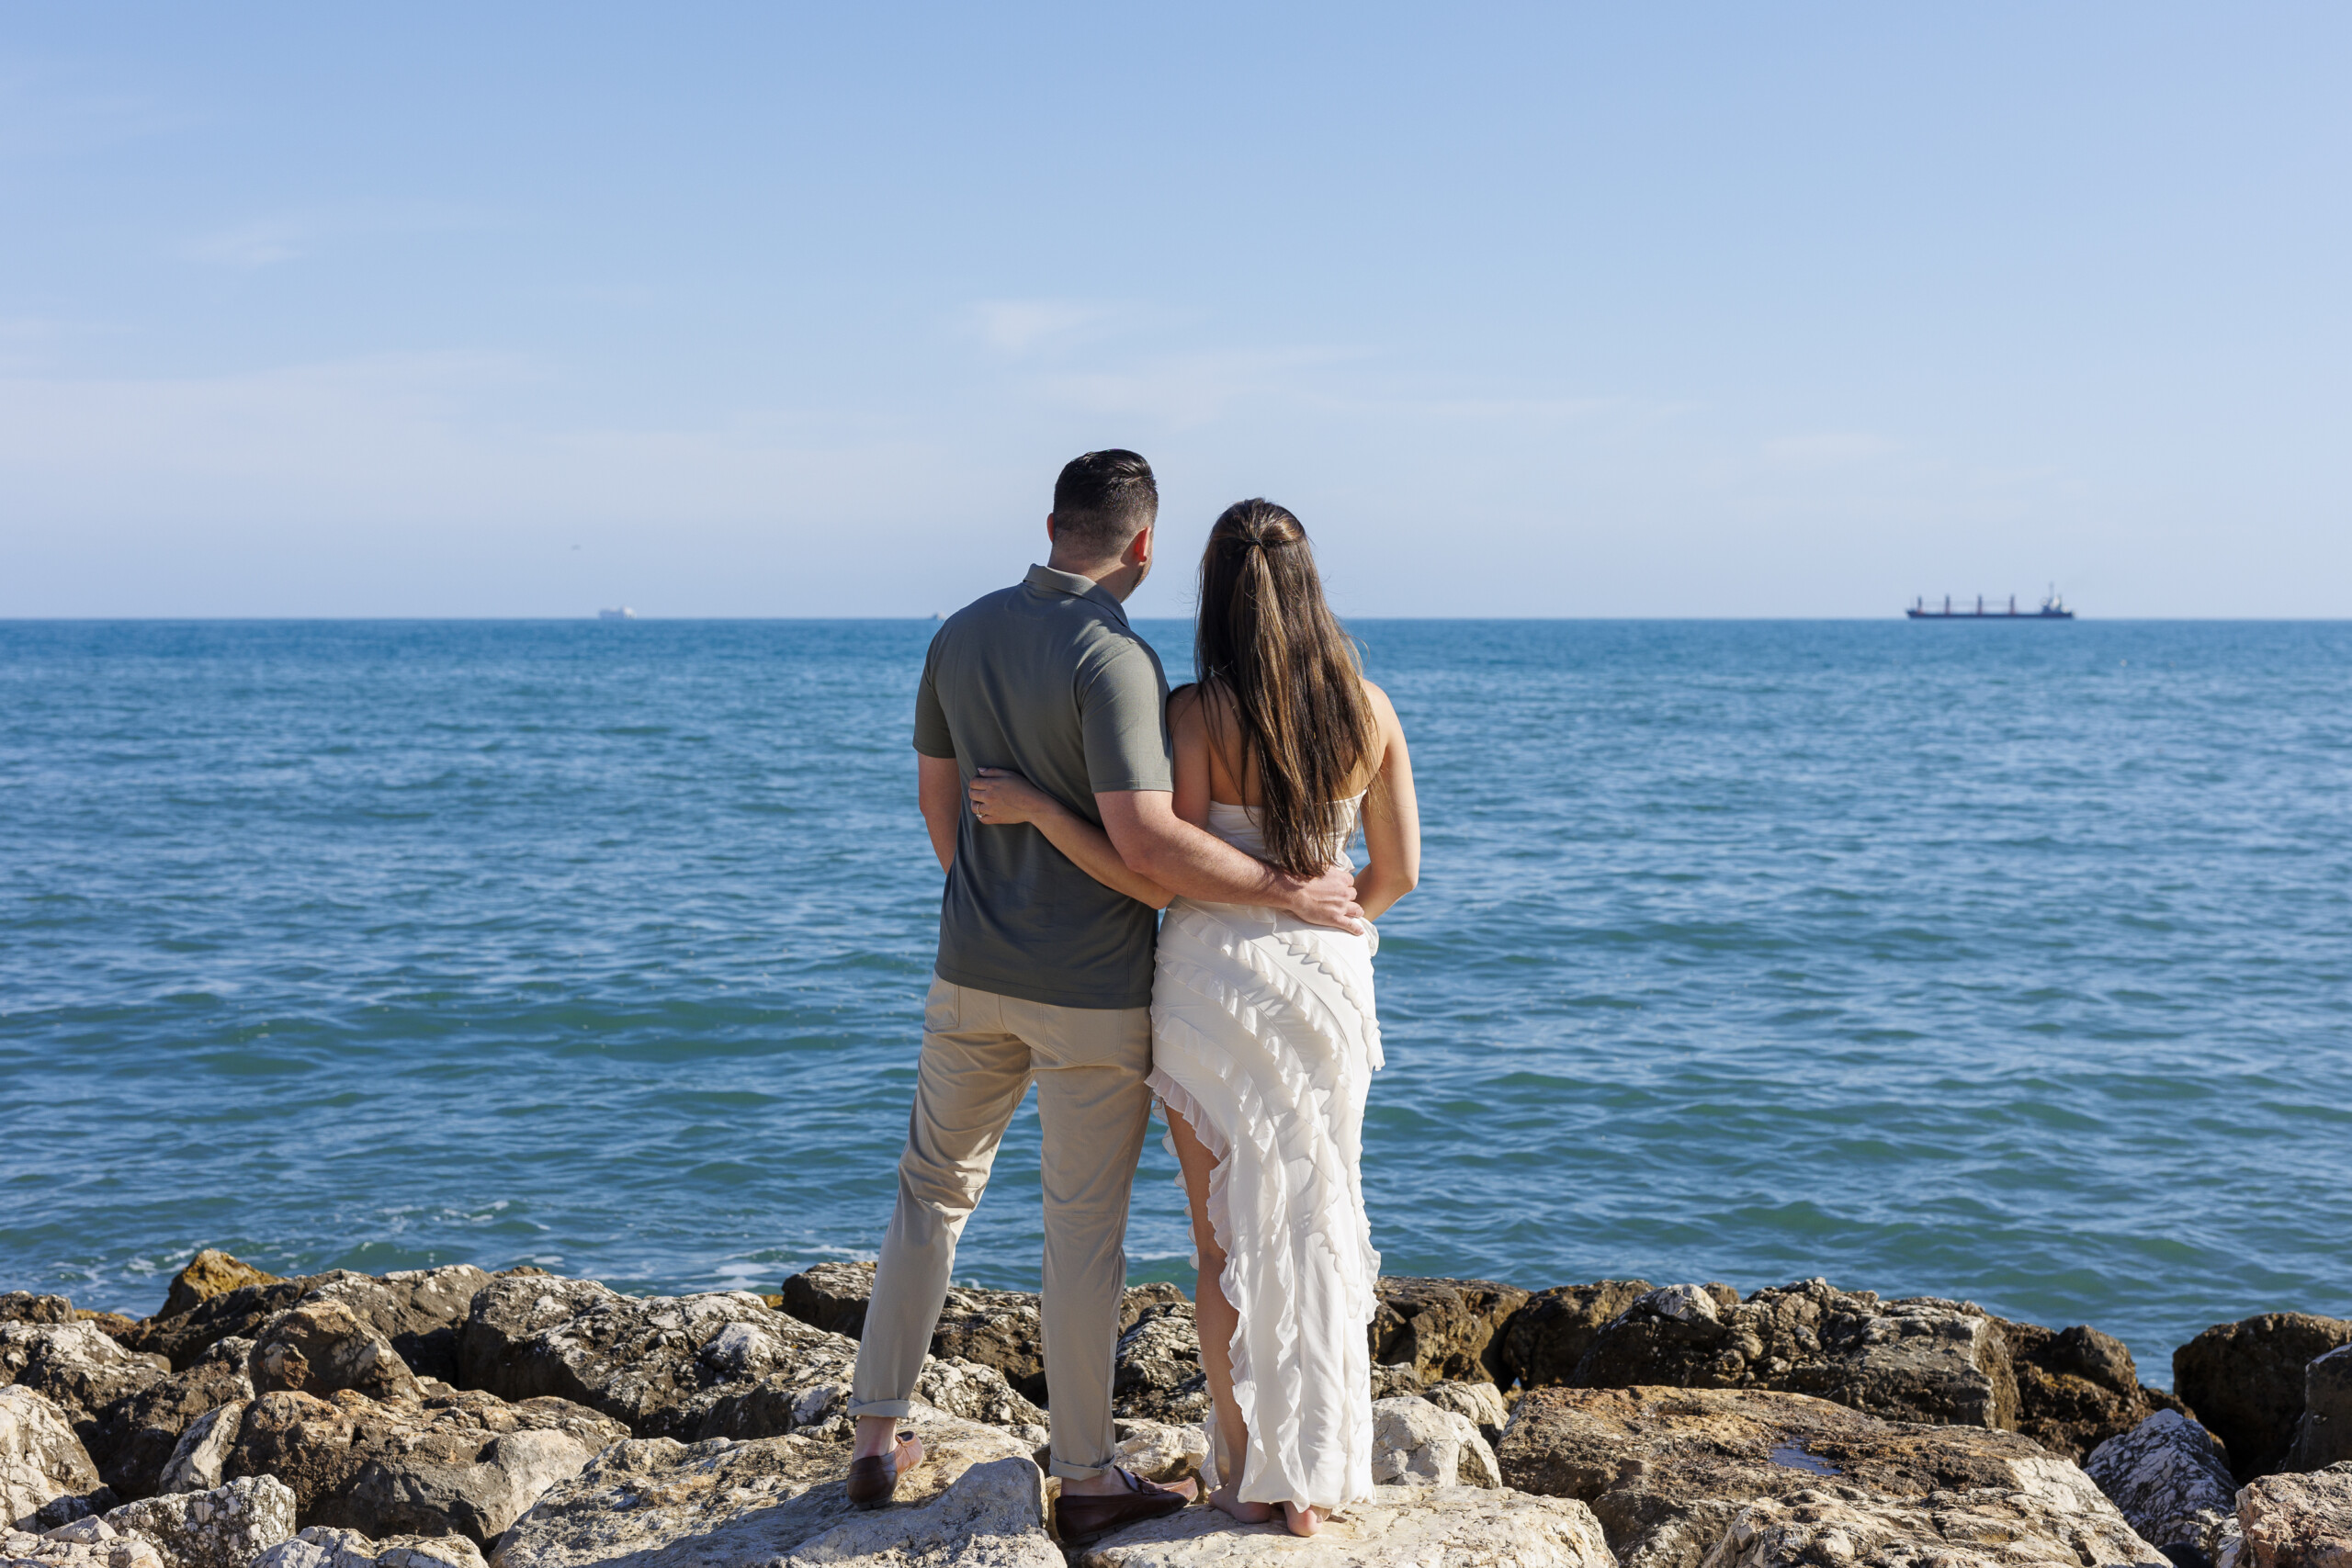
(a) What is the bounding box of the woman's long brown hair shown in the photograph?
[1193,500,1378,878]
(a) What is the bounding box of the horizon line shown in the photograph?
[5,615,2349,626]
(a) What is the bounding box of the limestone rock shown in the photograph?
[1075,1483,1613,1566]
[159,1258,282,1325]
[1999,1318,2185,1464]
[461,1280,848,1438]
[1371,1396,1500,1487]
[775,1263,876,1339]
[491,1410,1056,1568]
[123,1284,313,1376]
[1423,1380,1511,1446]
[0,1306,74,1332]
[70,1325,137,1354]
[1498,1280,1654,1390]
[84,1341,253,1501]
[250,1302,423,1404]
[1498,1384,2143,1568]
[225,1388,627,1544]
[3,1519,163,1568]
[1576,1279,2020,1431]
[1111,1421,1209,1490]
[2236,1462,2352,1568]
[1121,1285,1193,1325]
[1369,1362,1421,1401]
[153,1405,244,1498]
[695,1346,1045,1448]
[1,1390,105,1532]
[2287,1345,2352,1474]
[2087,1410,2243,1563]
[253,1526,486,1568]
[1370,1277,1531,1386]
[2176,1314,2352,1483]
[298,1272,495,1387]
[891,1359,1045,1440]
[929,1288,1051,1407]
[776,1263,1189,1412]
[1112,1306,1208,1427]
[100,1475,295,1568]
[0,1326,171,1438]
[1700,1483,2165,1567]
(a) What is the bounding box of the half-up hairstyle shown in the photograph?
[1193,500,1378,878]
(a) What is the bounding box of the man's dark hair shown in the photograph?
[1051,449,1159,557]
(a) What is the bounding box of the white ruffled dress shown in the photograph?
[1147,795,1383,1512]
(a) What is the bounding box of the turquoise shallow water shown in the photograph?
[3,619,2346,1384]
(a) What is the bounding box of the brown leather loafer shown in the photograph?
[1054,1468,1191,1546]
[844,1433,919,1509]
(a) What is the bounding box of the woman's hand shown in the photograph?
[968,767,1063,828]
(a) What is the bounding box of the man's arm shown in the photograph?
[1097,790,1363,931]
[918,754,961,873]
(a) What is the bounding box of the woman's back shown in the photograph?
[1202,793,1365,868]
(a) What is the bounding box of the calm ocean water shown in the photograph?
[4,619,2346,1383]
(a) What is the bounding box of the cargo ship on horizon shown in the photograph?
[1907,589,2074,620]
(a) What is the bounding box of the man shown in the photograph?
[844,449,1363,1540]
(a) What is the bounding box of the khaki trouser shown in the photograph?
[849,977,1155,1480]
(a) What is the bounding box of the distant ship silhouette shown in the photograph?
[597,607,637,621]
[1907,588,2073,620]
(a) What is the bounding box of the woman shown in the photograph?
[967,499,1419,1537]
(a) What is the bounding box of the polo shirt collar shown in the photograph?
[1023,562,1133,625]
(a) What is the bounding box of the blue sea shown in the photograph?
[4,619,2347,1386]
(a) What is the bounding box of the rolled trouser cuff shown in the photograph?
[847,1397,917,1420]
[1050,1457,1112,1481]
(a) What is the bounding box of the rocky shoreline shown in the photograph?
[5,1252,2347,1567]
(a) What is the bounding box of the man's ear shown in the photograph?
[1128,523,1154,567]
[1046,513,1058,547]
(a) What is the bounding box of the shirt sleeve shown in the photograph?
[912,638,956,759]
[1078,638,1175,794]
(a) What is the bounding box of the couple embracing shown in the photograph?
[842,449,1420,1544]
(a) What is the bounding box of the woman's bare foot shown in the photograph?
[1206,1484,1272,1523]
[1282,1502,1325,1537]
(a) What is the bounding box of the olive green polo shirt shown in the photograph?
[913,563,1174,1010]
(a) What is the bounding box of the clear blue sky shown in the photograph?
[3,5,2346,617]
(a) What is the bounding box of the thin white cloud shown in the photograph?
[968,299,1126,355]
[1036,346,1364,428]
[0,354,952,528]
[0,62,189,160]
[180,202,511,269]
[186,218,310,268]
[1761,431,1898,469]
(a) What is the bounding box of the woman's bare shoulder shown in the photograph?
[1360,678,1402,728]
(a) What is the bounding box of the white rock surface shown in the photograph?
[1074,1483,1613,1566]
[2236,1461,2352,1568]
[100,1476,295,1568]
[491,1409,1056,1568]
[0,1325,167,1427]
[2087,1409,2242,1562]
[1369,1397,1500,1488]
[3,1519,162,1568]
[1422,1381,1510,1438]
[0,1389,101,1531]
[253,1527,488,1568]
[1644,1285,1722,1326]
[150,1403,243,1502]
[1700,1483,2168,1568]
[465,1279,1046,1447]
[1111,1422,1210,1490]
